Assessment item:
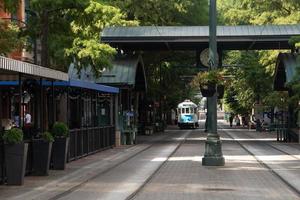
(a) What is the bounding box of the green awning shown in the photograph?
[68,56,147,91]
[96,56,147,91]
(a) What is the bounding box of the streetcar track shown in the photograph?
[126,130,191,200]
[220,126,300,197]
[242,131,300,160]
[267,143,300,160]
[49,130,189,200]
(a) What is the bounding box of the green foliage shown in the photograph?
[110,0,208,26]
[52,122,69,138]
[218,0,300,25]
[3,128,23,145]
[262,91,289,110]
[191,70,224,87]
[1,0,19,13]
[289,36,300,49]
[41,132,54,142]
[0,20,25,56]
[3,0,136,75]
[66,0,138,77]
[218,1,300,114]
[144,52,200,112]
[222,51,273,114]
[285,54,300,108]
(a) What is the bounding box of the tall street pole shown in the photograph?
[202,0,225,166]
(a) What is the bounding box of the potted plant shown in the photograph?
[32,132,54,175]
[191,70,224,97]
[3,128,28,185]
[51,122,69,170]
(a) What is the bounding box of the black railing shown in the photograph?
[68,126,115,161]
[0,141,4,184]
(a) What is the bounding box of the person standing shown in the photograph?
[24,110,32,139]
[25,111,32,127]
[229,113,234,127]
[235,115,240,126]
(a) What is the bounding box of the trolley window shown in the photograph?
[182,108,185,113]
[185,108,189,113]
[178,108,181,114]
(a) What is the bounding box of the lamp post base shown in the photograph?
[202,133,225,166]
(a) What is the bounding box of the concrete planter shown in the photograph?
[51,137,69,170]
[32,139,52,176]
[5,143,28,185]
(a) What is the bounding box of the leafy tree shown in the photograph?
[109,0,208,26]
[26,0,87,67]
[0,19,24,55]
[66,1,137,77]
[222,51,273,114]
[218,0,300,116]
[218,0,300,25]
[3,0,137,75]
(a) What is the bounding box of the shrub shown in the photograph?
[51,122,69,138]
[3,128,23,144]
[41,131,54,142]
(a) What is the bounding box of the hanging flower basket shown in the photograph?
[217,85,225,99]
[200,83,216,97]
[191,70,225,98]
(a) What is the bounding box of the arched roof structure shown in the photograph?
[273,53,299,91]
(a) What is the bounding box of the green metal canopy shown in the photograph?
[273,53,300,91]
[68,56,147,91]
[101,24,300,51]
[96,56,147,91]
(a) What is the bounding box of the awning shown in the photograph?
[68,57,146,92]
[0,56,68,81]
[0,80,119,93]
[273,53,300,91]
[96,56,147,91]
[67,79,119,93]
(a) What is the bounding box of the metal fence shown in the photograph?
[0,141,4,184]
[68,126,115,161]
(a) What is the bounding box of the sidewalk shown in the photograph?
[0,131,169,200]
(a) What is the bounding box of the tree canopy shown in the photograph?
[0,19,24,56]
[218,0,300,115]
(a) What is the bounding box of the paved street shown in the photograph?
[0,121,299,200]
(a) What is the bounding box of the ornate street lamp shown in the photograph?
[202,0,225,166]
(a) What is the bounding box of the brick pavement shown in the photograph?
[133,124,300,200]
[0,123,299,200]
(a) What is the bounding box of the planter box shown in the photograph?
[200,83,216,97]
[32,139,52,176]
[51,137,69,170]
[5,143,28,185]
